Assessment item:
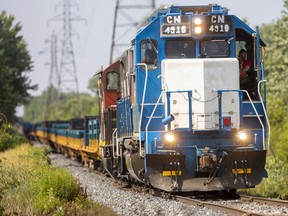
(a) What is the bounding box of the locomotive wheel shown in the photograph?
[76,154,82,163]
[95,160,103,172]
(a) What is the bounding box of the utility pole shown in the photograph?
[50,0,85,118]
[110,0,156,64]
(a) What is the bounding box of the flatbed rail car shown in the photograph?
[35,117,102,168]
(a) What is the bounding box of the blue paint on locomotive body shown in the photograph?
[127,5,268,188]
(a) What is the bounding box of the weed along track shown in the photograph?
[46,143,288,216]
[0,144,115,216]
[48,145,228,216]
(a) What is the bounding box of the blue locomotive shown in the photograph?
[34,4,269,193]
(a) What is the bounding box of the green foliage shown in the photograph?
[0,144,116,216]
[240,0,288,199]
[262,0,288,163]
[0,11,37,123]
[23,86,59,122]
[30,167,80,213]
[0,145,80,215]
[267,96,287,126]
[56,197,117,216]
[262,1,288,104]
[87,76,99,95]
[24,87,99,123]
[56,92,99,120]
[0,124,27,152]
[240,156,288,199]
[270,114,288,162]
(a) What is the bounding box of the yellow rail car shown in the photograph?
[33,117,103,170]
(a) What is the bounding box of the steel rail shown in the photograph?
[240,194,288,208]
[175,195,263,216]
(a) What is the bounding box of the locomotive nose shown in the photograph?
[145,150,266,192]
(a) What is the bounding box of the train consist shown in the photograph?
[31,4,269,193]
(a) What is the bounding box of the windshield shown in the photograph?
[200,40,229,57]
[165,40,196,59]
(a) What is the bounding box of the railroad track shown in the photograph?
[111,171,288,216]
[239,194,288,208]
[175,195,262,216]
[174,194,288,216]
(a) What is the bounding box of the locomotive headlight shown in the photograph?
[193,17,202,25]
[193,17,203,34]
[194,26,202,34]
[164,133,175,143]
[237,131,248,141]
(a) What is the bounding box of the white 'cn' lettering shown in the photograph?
[211,15,225,23]
[166,16,181,24]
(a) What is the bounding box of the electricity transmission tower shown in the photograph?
[110,0,156,64]
[49,0,85,118]
[44,32,59,120]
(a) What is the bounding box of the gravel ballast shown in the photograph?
[49,152,288,216]
[49,153,227,216]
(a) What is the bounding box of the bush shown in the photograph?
[31,167,80,213]
[0,145,80,215]
[56,197,117,216]
[0,125,27,152]
[240,156,288,199]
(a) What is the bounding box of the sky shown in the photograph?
[0,0,284,99]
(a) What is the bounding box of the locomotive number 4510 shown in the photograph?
[208,24,230,33]
[206,15,232,34]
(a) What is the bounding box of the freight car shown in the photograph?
[33,4,269,193]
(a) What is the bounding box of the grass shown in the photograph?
[0,125,27,151]
[239,156,288,200]
[56,198,117,216]
[0,144,117,216]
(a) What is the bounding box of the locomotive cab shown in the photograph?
[95,63,120,162]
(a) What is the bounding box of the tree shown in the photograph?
[0,11,36,123]
[260,0,288,162]
[87,76,99,95]
[263,0,288,105]
[24,90,99,123]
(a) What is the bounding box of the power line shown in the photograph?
[43,32,59,120]
[48,0,86,118]
[110,0,155,64]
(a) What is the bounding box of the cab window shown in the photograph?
[106,71,119,91]
[95,73,103,99]
[165,40,196,58]
[200,40,229,57]
[140,39,158,70]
